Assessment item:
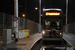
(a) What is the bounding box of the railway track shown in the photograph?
[31,39,73,50]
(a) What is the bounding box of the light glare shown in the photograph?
[60,33,62,35]
[22,14,25,17]
[42,31,45,34]
[35,7,38,10]
[46,12,60,16]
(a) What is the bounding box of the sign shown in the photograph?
[14,16,18,21]
[45,12,60,16]
[45,25,50,29]
[14,22,16,27]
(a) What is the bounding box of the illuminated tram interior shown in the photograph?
[45,20,61,30]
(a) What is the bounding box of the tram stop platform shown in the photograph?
[0,32,75,50]
[0,33,42,50]
[63,33,75,48]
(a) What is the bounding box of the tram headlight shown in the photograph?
[42,31,45,34]
[60,33,62,35]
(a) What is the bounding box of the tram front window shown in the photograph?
[42,20,62,37]
[45,20,61,30]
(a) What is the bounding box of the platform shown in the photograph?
[1,32,75,50]
[0,33,42,50]
[63,33,75,48]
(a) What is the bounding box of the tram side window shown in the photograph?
[56,21,60,29]
[44,20,61,30]
[45,20,50,29]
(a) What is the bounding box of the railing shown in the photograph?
[0,12,41,44]
[63,22,75,34]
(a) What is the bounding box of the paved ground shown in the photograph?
[0,32,75,50]
[63,33,75,48]
[0,33,42,50]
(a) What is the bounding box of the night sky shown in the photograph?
[0,0,75,23]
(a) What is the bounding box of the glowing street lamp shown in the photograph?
[35,7,38,10]
[22,14,25,17]
[35,0,41,32]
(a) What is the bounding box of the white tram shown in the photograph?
[42,8,63,41]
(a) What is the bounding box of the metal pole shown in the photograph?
[25,0,27,29]
[25,0,26,15]
[66,0,68,33]
[39,0,41,32]
[14,0,19,41]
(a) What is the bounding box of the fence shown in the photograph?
[0,12,41,45]
[17,17,39,34]
[63,22,75,34]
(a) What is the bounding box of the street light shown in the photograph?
[35,7,38,10]
[22,14,25,18]
[35,0,41,32]
[66,0,68,33]
[14,0,19,41]
[39,0,41,33]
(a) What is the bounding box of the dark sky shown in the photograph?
[0,0,75,23]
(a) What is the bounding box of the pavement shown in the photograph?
[63,32,75,48]
[0,33,42,50]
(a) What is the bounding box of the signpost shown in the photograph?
[13,16,18,21]
[14,0,19,42]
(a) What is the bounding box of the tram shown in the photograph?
[42,8,63,41]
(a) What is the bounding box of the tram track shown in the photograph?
[31,38,72,50]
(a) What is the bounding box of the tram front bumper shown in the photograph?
[42,35,62,41]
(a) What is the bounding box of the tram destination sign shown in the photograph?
[45,12,60,16]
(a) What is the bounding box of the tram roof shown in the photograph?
[43,8,62,12]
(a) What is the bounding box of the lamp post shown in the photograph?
[66,0,68,33]
[35,0,41,32]
[14,0,19,41]
[39,0,41,32]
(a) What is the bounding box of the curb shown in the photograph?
[29,39,41,50]
[63,37,73,47]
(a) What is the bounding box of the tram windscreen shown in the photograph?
[45,20,61,30]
